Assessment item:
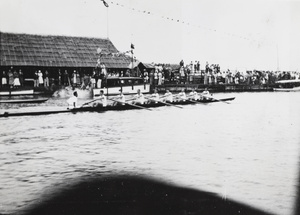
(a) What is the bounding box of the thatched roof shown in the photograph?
[0,32,132,68]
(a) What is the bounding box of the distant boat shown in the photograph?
[93,77,150,97]
[0,98,49,104]
[0,89,34,96]
[273,79,300,92]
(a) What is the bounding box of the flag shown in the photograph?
[100,0,109,7]
[131,43,135,49]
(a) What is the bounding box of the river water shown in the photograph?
[0,92,299,215]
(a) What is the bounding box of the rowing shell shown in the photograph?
[0,97,235,118]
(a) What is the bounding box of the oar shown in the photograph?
[201,94,230,104]
[108,98,151,111]
[80,98,99,107]
[146,98,183,109]
[124,96,141,102]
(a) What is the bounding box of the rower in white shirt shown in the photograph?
[94,90,107,107]
[132,89,145,105]
[189,89,199,100]
[201,88,211,100]
[176,89,186,101]
[163,90,173,103]
[148,89,160,103]
[112,89,126,106]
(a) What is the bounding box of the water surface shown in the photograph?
[0,92,299,215]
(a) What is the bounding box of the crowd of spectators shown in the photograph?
[140,60,299,86]
[1,61,299,89]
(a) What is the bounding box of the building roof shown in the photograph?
[0,32,132,68]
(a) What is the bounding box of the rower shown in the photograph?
[94,90,107,107]
[67,91,78,109]
[176,89,186,101]
[163,90,173,103]
[112,89,126,106]
[201,88,211,100]
[189,88,199,100]
[147,89,160,103]
[132,89,145,105]
[202,88,210,95]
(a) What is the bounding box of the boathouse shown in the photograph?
[0,31,136,85]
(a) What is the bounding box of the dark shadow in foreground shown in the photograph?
[22,175,275,215]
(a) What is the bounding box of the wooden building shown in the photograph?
[0,31,134,85]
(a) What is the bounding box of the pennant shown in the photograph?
[100,0,109,7]
[131,43,135,49]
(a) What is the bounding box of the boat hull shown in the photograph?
[273,86,300,92]
[0,97,235,118]
[0,89,34,96]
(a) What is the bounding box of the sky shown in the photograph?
[0,0,300,71]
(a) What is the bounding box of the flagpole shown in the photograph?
[106,5,109,39]
[131,48,133,71]
[276,44,279,71]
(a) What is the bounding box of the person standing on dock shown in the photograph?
[63,70,69,86]
[34,70,38,87]
[58,69,62,86]
[1,71,7,88]
[91,71,96,88]
[158,71,162,85]
[67,91,78,109]
[19,69,24,87]
[8,70,14,88]
[38,70,44,87]
[72,70,77,87]
[13,70,20,88]
[44,70,49,87]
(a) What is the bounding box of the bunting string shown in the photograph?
[102,0,269,46]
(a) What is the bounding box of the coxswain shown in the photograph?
[163,90,173,103]
[94,90,107,107]
[189,89,199,100]
[176,89,186,101]
[67,91,78,109]
[113,89,126,106]
[132,89,145,105]
[147,89,160,103]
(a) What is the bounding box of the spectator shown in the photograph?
[19,69,24,87]
[8,70,14,88]
[1,71,7,88]
[44,70,49,87]
[38,70,44,86]
[13,70,21,88]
